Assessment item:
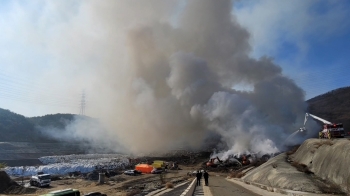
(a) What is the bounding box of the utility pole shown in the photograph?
[80,90,86,116]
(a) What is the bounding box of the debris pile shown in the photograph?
[108,176,127,183]
[39,154,128,164]
[86,171,100,181]
[204,153,279,171]
[135,150,211,166]
[0,170,35,194]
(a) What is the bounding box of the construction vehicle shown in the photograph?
[205,153,275,169]
[30,173,51,187]
[40,188,80,196]
[84,192,107,196]
[206,156,222,167]
[301,113,345,139]
[241,154,251,165]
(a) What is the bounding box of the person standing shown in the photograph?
[196,170,202,186]
[204,170,209,186]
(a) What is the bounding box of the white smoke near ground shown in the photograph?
[11,0,309,156]
[36,116,127,153]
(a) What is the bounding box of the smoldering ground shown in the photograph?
[30,0,310,156]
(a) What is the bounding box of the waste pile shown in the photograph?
[39,154,128,164]
[5,154,130,176]
[135,150,211,166]
[204,153,280,171]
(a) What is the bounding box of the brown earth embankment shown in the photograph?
[290,139,350,193]
[241,138,349,194]
[0,170,36,194]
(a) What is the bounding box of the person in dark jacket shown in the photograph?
[196,170,202,186]
[203,170,209,186]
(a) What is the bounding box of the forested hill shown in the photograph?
[29,114,76,129]
[0,108,37,142]
[307,86,350,129]
[0,109,79,142]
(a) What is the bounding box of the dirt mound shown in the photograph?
[109,176,127,183]
[242,139,348,194]
[242,154,326,193]
[86,171,100,181]
[0,170,36,194]
[290,139,350,193]
[0,170,16,193]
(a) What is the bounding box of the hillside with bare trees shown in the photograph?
[307,86,350,131]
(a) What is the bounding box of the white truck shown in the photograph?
[30,173,51,187]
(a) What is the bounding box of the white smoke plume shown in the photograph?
[24,0,308,156]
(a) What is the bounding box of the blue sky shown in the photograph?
[233,0,350,99]
[0,0,350,117]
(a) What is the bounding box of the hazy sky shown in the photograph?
[0,0,349,118]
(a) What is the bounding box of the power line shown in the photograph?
[80,90,86,115]
[0,94,76,108]
[0,87,77,105]
[0,76,77,101]
[0,70,81,111]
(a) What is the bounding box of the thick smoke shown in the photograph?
[37,116,126,153]
[38,0,307,156]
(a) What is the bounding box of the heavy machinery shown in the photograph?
[206,156,222,167]
[301,113,345,139]
[30,173,51,187]
[40,188,81,196]
[205,153,273,169]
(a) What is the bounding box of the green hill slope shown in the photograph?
[0,109,79,142]
[0,108,38,142]
[28,113,76,130]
